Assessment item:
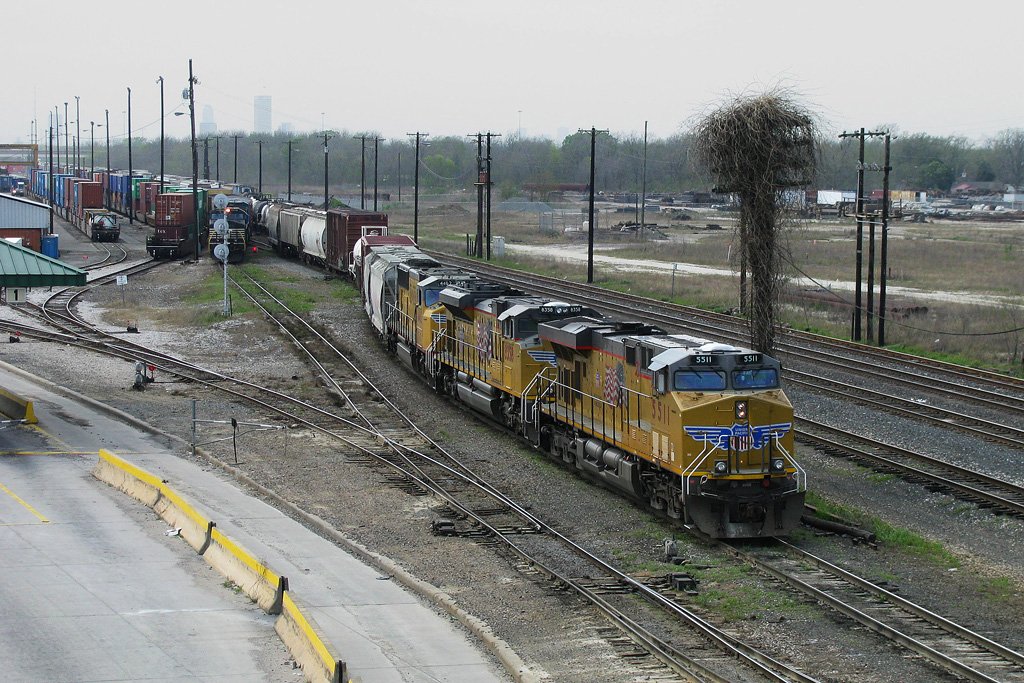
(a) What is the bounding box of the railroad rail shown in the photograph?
[725,539,1024,683]
[430,253,1024,418]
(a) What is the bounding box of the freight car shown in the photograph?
[258,203,389,272]
[354,238,806,539]
[147,192,197,259]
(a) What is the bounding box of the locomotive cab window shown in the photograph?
[422,289,443,307]
[673,369,727,391]
[732,368,779,389]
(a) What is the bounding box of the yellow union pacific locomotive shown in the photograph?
[360,241,806,539]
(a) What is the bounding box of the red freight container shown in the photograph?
[0,227,47,252]
[79,182,103,210]
[325,208,390,272]
[154,194,195,227]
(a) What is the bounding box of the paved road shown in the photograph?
[0,362,510,682]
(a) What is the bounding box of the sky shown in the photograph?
[6,0,1022,147]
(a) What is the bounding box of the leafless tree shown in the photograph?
[693,90,818,354]
[992,128,1024,188]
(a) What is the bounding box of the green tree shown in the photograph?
[916,160,955,192]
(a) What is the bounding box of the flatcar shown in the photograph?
[354,238,806,539]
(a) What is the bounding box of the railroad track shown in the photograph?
[796,419,1024,518]
[1,263,820,681]
[727,539,1024,683]
[430,253,1024,421]
[230,271,823,682]
[11,257,1023,681]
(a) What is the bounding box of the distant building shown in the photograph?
[254,96,272,133]
[278,122,294,134]
[199,104,217,135]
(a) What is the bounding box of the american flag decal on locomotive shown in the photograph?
[603,363,625,406]
[683,423,792,452]
[430,313,447,324]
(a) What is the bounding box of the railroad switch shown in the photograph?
[431,519,458,536]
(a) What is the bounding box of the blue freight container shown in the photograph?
[41,234,59,259]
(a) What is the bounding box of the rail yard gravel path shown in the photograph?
[3,251,1023,683]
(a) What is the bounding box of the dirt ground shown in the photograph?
[3,219,1024,682]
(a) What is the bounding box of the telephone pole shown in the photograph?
[469,133,483,257]
[354,134,368,208]
[406,132,429,242]
[485,132,500,259]
[321,130,333,210]
[255,139,264,195]
[127,87,133,224]
[209,135,222,182]
[839,128,887,342]
[232,134,241,183]
[373,136,381,211]
[578,127,608,283]
[878,133,892,347]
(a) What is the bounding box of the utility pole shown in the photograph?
[397,150,401,202]
[127,87,133,224]
[469,133,483,257]
[232,134,240,183]
[485,132,500,260]
[640,120,648,238]
[839,128,886,341]
[157,76,165,192]
[203,137,210,180]
[188,59,200,261]
[406,132,429,242]
[104,109,110,208]
[373,136,380,211]
[878,134,892,347]
[64,102,69,170]
[287,139,295,202]
[255,139,264,195]
[322,130,333,210]
[209,135,222,182]
[48,122,54,234]
[354,134,368,209]
[578,127,608,283]
[74,95,80,175]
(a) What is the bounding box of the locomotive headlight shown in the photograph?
[713,460,728,475]
[771,458,785,472]
[735,400,748,420]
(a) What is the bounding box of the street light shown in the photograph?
[75,96,80,175]
[90,121,102,175]
[157,76,165,192]
[64,102,69,170]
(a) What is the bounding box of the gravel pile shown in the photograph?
[3,232,1023,682]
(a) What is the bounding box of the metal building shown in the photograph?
[0,194,49,229]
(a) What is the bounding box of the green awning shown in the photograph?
[0,239,87,288]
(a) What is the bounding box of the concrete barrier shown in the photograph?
[0,386,37,423]
[92,449,347,683]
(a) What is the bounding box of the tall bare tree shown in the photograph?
[992,128,1024,188]
[693,91,818,354]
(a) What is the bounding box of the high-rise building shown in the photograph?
[254,96,272,133]
[199,104,217,135]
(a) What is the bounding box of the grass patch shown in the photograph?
[805,492,960,567]
[980,576,1015,601]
